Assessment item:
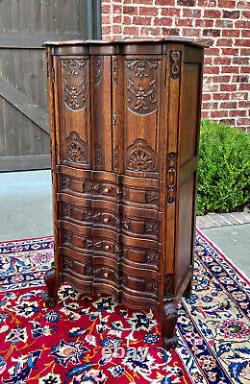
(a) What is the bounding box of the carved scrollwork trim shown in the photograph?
[127,59,158,115]
[126,138,156,172]
[94,56,104,85]
[62,59,87,111]
[94,143,103,167]
[170,51,181,80]
[65,131,88,164]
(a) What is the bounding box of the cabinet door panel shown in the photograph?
[54,57,91,169]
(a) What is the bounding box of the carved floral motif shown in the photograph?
[145,191,159,204]
[146,250,159,265]
[170,51,181,80]
[145,280,158,294]
[62,59,87,111]
[127,138,156,172]
[94,56,103,85]
[127,59,158,115]
[66,131,88,164]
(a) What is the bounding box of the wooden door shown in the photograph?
[0,0,101,171]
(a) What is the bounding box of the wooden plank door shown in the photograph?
[0,0,101,171]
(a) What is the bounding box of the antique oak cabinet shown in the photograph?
[44,38,204,349]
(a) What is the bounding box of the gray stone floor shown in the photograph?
[0,170,249,279]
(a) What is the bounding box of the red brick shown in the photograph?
[242,11,250,18]
[218,0,236,6]
[102,15,111,24]
[123,26,139,35]
[220,101,237,109]
[102,26,111,35]
[182,9,201,17]
[214,57,232,65]
[123,6,138,14]
[204,66,220,74]
[154,17,172,26]
[123,16,132,25]
[203,93,212,101]
[240,66,250,73]
[139,7,158,16]
[241,30,250,37]
[203,29,221,37]
[230,109,247,117]
[202,102,219,109]
[113,25,122,34]
[222,48,239,55]
[133,0,153,3]
[235,20,250,28]
[211,110,229,118]
[223,10,240,18]
[140,26,161,36]
[222,66,240,73]
[222,29,240,37]
[237,118,250,125]
[233,75,248,83]
[204,10,221,18]
[155,0,174,4]
[217,38,233,46]
[167,28,180,36]
[205,47,220,55]
[240,48,250,56]
[204,57,213,65]
[235,39,250,47]
[196,19,214,27]
[238,83,250,91]
[113,15,122,23]
[239,101,250,108]
[215,20,233,28]
[198,0,216,6]
[133,16,152,25]
[220,84,237,91]
[161,8,181,16]
[213,76,231,83]
[176,18,193,27]
[233,57,249,65]
[102,4,111,13]
[237,1,250,9]
[113,4,122,13]
[182,28,201,37]
[219,119,235,126]
[213,93,230,100]
[231,92,248,100]
[177,0,195,5]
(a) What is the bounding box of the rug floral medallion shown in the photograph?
[0,231,249,383]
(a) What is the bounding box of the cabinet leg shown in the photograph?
[161,302,178,350]
[44,264,59,308]
[184,279,192,300]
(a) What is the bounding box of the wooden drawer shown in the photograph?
[122,216,160,241]
[122,175,160,207]
[59,220,92,250]
[121,291,159,309]
[122,235,160,269]
[122,264,159,299]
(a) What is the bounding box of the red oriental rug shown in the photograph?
[0,230,249,383]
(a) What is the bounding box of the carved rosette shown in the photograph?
[65,131,88,164]
[170,51,181,80]
[61,59,87,111]
[127,59,158,115]
[146,250,159,265]
[94,56,104,85]
[126,138,156,172]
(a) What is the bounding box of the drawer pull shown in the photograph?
[104,272,108,278]
[104,245,111,250]
[168,167,176,174]
[103,217,109,224]
[103,187,109,194]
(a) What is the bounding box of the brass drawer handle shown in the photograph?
[104,244,111,251]
[103,187,110,194]
[103,217,109,224]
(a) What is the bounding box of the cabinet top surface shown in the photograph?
[43,37,206,49]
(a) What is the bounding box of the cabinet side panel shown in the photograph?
[175,50,203,295]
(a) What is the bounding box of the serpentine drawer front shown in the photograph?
[43,38,204,350]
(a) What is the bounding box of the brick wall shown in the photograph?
[102,0,250,131]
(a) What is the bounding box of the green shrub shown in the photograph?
[197,120,250,215]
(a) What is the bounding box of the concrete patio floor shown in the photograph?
[0,170,249,279]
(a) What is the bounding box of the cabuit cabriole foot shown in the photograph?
[44,263,59,308]
[161,301,178,350]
